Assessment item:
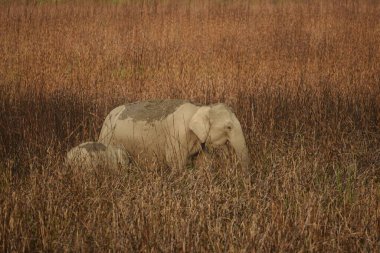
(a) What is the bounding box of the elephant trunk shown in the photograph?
[229,126,250,169]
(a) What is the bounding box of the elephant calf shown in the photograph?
[66,142,129,169]
[98,99,250,170]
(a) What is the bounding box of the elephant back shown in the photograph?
[118,99,189,122]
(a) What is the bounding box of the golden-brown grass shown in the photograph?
[0,0,379,251]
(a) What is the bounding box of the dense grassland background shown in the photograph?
[0,0,380,251]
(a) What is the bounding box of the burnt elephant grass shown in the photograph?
[1,0,380,252]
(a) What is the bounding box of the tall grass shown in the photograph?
[1,0,379,251]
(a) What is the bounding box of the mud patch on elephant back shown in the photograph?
[118,99,189,122]
[79,142,107,152]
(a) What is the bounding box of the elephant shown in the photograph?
[98,99,250,170]
[66,142,130,169]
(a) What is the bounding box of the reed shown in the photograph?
[0,0,379,251]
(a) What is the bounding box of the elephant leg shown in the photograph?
[165,143,188,170]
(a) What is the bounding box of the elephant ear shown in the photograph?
[189,106,211,143]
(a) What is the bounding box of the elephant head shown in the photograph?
[189,104,250,169]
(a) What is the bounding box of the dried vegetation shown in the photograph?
[0,0,380,252]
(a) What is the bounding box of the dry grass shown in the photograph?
[1,0,380,251]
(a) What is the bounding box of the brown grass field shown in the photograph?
[0,0,380,251]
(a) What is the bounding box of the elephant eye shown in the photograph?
[225,125,232,131]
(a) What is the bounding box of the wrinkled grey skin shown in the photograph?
[80,142,107,152]
[118,99,187,122]
[98,100,250,170]
[66,142,129,169]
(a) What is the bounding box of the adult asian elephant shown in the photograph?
[98,99,250,170]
